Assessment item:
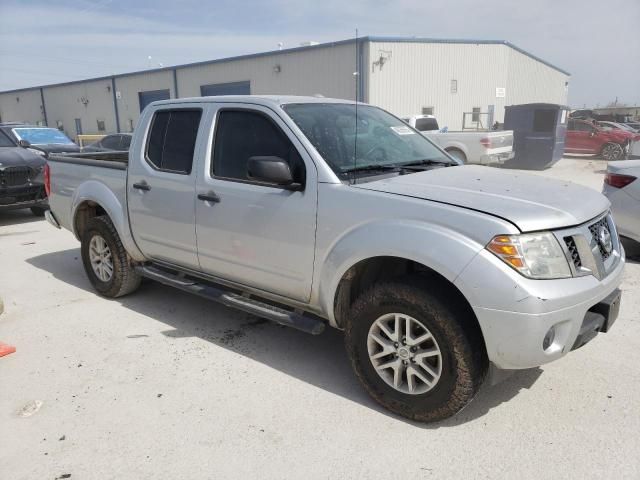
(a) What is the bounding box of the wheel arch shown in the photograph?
[71,180,145,261]
[317,219,484,325]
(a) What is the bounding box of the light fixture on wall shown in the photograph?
[80,96,89,107]
[273,64,281,74]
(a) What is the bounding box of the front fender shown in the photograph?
[316,219,484,326]
[71,180,145,261]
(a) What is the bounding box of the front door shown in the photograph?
[566,120,599,153]
[195,105,317,302]
[127,107,204,269]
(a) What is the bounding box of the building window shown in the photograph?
[422,106,434,115]
[450,80,457,94]
[472,107,481,123]
[97,119,106,132]
[56,120,64,131]
[74,118,83,135]
[145,109,202,174]
[128,119,135,132]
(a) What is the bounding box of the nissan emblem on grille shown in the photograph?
[598,225,613,255]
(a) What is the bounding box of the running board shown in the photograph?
[136,265,325,335]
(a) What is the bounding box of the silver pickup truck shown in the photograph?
[45,96,624,422]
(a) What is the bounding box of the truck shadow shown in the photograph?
[0,209,44,227]
[27,247,543,428]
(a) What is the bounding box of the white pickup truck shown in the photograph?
[403,114,514,166]
[45,96,624,422]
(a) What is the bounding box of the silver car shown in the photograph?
[604,160,640,247]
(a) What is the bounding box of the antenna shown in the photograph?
[353,29,359,185]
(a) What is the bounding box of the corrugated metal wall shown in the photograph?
[176,43,357,100]
[42,79,116,140]
[506,48,569,107]
[0,40,568,136]
[367,41,568,130]
[114,70,175,132]
[0,89,45,125]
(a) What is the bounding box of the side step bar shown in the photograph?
[136,265,325,335]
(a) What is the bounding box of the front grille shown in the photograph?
[589,217,612,260]
[564,237,582,268]
[0,167,31,187]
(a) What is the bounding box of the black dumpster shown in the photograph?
[503,103,570,170]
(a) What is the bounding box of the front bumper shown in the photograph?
[0,184,47,211]
[455,242,625,370]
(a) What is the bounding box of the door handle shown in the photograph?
[132,182,151,191]
[197,191,220,203]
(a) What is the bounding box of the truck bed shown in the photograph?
[47,151,129,233]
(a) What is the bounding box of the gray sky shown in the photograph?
[0,0,638,107]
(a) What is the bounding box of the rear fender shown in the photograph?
[71,180,145,261]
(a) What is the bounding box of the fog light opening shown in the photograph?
[543,326,556,351]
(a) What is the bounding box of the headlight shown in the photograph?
[487,232,571,279]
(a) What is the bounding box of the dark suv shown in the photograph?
[0,129,48,216]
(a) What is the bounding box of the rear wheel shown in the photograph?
[344,278,486,422]
[81,216,141,298]
[601,143,624,161]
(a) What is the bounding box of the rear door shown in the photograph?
[127,106,204,269]
[194,104,317,302]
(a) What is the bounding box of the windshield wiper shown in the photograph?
[342,164,402,174]
[401,158,455,167]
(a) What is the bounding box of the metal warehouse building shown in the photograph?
[0,36,569,137]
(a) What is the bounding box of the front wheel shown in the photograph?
[345,278,486,422]
[81,216,141,298]
[601,142,625,161]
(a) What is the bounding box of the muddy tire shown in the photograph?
[81,216,141,298]
[601,143,625,161]
[344,277,486,422]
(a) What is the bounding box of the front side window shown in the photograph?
[212,110,304,183]
[12,127,75,145]
[282,103,453,177]
[146,109,202,174]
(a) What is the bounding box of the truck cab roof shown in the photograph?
[148,95,358,109]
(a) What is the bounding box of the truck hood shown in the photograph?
[354,165,610,232]
[0,147,46,169]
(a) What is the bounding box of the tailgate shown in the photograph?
[485,131,513,153]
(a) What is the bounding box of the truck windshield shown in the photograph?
[282,103,455,178]
[12,127,75,145]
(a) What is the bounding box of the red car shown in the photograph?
[566,119,635,160]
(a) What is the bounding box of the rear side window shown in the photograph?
[101,136,121,150]
[146,109,202,174]
[212,110,304,183]
[414,117,439,131]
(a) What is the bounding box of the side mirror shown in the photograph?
[247,156,302,190]
[18,139,31,148]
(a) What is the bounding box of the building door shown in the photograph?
[138,89,171,112]
[200,81,250,97]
